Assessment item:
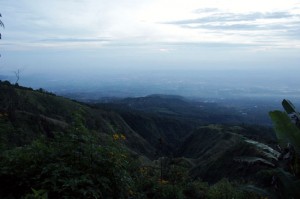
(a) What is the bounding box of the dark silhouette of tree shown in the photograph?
[0,13,4,58]
[0,14,3,26]
[14,69,20,84]
[0,13,4,40]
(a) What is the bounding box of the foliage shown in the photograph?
[269,100,300,176]
[132,157,255,199]
[269,110,300,154]
[24,189,48,199]
[2,122,250,198]
[207,178,252,199]
[273,168,300,198]
[182,180,209,199]
[268,99,300,197]
[0,82,290,198]
[0,112,137,198]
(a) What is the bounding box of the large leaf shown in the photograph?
[282,99,297,114]
[245,139,280,160]
[269,110,300,154]
[282,99,300,124]
[275,168,300,198]
[234,156,275,167]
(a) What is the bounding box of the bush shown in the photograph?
[0,113,137,198]
[208,179,248,199]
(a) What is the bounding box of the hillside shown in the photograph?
[94,94,237,122]
[178,125,277,182]
[1,81,299,198]
[0,81,155,158]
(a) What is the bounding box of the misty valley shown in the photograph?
[1,80,300,198]
[1,1,300,198]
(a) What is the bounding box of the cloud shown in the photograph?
[1,0,300,51]
[159,48,171,52]
[39,37,112,43]
[159,41,260,48]
[163,8,300,47]
[180,23,297,32]
[194,8,220,13]
[166,11,297,25]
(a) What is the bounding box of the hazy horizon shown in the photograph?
[1,0,300,99]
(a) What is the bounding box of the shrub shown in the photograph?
[0,112,137,198]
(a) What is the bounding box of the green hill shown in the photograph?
[95,94,244,124]
[1,81,299,198]
[179,125,278,183]
[0,81,155,157]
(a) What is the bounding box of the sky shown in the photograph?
[0,0,300,94]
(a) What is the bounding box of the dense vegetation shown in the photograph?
[0,81,299,198]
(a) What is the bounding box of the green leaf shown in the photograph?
[269,110,300,153]
[282,99,297,114]
[275,169,300,198]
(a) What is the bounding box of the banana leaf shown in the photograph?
[282,99,297,114]
[269,110,300,154]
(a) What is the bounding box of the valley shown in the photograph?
[1,1,300,198]
[1,81,299,198]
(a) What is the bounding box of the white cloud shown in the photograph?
[1,0,300,50]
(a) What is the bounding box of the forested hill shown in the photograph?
[1,80,299,198]
[88,93,274,125]
[0,80,156,158]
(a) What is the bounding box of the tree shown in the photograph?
[14,69,20,84]
[269,100,300,176]
[0,13,4,40]
[269,100,300,198]
[0,13,4,57]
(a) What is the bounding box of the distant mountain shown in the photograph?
[95,94,259,125]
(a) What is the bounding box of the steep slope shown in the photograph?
[0,81,155,157]
[2,81,299,198]
[178,125,278,183]
[119,111,197,154]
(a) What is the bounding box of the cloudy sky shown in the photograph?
[0,0,300,89]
